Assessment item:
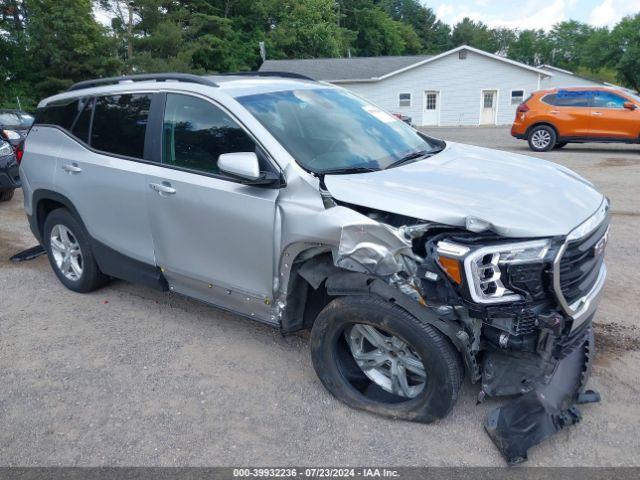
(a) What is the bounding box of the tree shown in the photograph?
[3,0,640,109]
[346,7,407,56]
[267,0,353,58]
[378,0,451,52]
[547,20,594,70]
[507,29,552,65]
[610,13,640,90]
[491,27,517,56]
[451,18,497,53]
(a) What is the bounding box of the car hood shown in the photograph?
[323,142,604,238]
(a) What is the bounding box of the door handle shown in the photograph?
[592,111,603,116]
[149,182,176,195]
[549,110,559,114]
[62,163,82,173]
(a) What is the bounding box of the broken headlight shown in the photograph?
[437,239,551,304]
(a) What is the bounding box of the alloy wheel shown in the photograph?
[49,224,84,281]
[531,129,552,149]
[345,323,427,399]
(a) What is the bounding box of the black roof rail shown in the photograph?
[67,73,218,92]
[218,71,316,81]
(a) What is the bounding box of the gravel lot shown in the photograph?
[1,126,639,467]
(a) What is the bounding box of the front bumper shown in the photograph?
[0,156,20,190]
[485,324,596,464]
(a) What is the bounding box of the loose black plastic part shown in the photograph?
[67,73,219,92]
[218,71,316,81]
[484,329,596,465]
[10,245,46,262]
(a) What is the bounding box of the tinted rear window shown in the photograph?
[542,90,593,107]
[91,94,152,159]
[35,98,82,129]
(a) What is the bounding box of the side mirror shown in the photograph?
[623,101,637,110]
[218,152,260,180]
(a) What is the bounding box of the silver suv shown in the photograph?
[20,73,609,464]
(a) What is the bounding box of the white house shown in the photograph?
[260,45,556,127]
[538,64,604,89]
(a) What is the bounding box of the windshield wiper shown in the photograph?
[319,166,379,175]
[385,150,432,170]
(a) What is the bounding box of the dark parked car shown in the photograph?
[0,109,34,147]
[0,139,20,201]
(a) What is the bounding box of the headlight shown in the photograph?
[2,129,21,140]
[0,142,12,156]
[437,239,551,304]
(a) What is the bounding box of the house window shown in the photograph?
[398,93,411,107]
[459,50,467,60]
[425,93,437,110]
[511,90,525,105]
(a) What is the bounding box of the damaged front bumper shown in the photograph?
[283,198,608,465]
[484,319,598,465]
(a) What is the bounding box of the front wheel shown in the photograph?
[310,296,463,423]
[527,125,557,152]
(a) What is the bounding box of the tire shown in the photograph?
[527,125,557,152]
[0,189,14,202]
[43,208,109,293]
[310,295,463,423]
[554,142,568,149]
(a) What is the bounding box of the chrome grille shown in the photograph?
[558,218,609,305]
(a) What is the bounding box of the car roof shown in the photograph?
[38,73,329,108]
[534,86,624,95]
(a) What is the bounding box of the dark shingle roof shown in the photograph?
[259,55,433,81]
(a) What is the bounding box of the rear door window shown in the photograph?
[35,98,82,129]
[162,93,257,175]
[91,94,152,159]
[543,90,594,107]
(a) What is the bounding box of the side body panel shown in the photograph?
[52,132,156,264]
[145,165,280,315]
[589,102,640,139]
[546,104,591,137]
[19,127,62,217]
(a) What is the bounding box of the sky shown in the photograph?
[427,0,640,30]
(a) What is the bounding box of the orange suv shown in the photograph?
[511,86,640,152]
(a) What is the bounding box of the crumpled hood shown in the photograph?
[324,142,604,238]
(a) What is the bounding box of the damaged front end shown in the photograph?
[297,197,610,464]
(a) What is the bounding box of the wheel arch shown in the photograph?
[31,188,168,292]
[31,189,85,243]
[281,251,479,382]
[526,121,559,138]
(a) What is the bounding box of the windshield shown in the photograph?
[237,88,443,173]
[0,112,33,127]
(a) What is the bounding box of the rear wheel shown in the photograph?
[310,295,463,423]
[0,189,14,202]
[43,208,108,293]
[527,125,556,152]
[554,142,568,149]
